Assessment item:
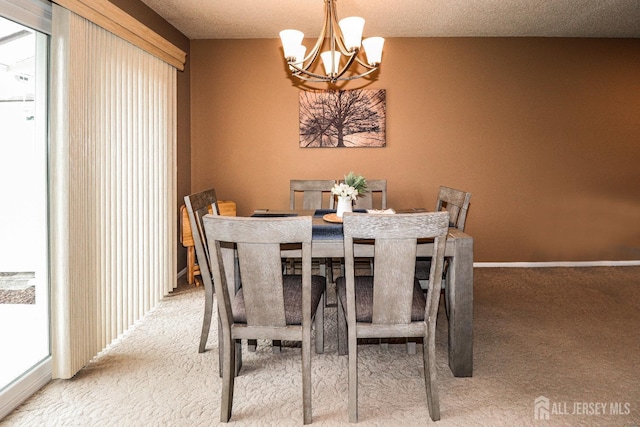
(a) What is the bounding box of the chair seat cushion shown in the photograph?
[415,258,432,280]
[336,276,426,322]
[232,275,325,325]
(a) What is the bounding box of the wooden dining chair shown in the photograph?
[290,179,336,210]
[186,188,247,376]
[352,179,387,210]
[436,185,471,232]
[203,215,325,424]
[289,179,337,304]
[416,186,472,316]
[335,211,450,422]
[184,188,222,355]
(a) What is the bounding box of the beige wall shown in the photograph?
[110,0,191,271]
[190,37,640,263]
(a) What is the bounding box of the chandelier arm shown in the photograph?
[353,55,377,69]
[333,34,354,56]
[335,67,380,81]
[287,63,337,81]
[288,52,380,82]
[330,51,359,80]
[295,2,329,72]
[303,39,323,70]
[293,66,380,83]
[328,0,353,55]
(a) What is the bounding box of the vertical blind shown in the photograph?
[50,5,177,379]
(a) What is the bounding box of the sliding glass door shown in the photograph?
[0,12,51,417]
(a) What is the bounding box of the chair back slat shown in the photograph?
[237,242,286,326]
[371,239,416,324]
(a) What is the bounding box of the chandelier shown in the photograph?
[279,0,384,83]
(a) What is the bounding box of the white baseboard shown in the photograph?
[0,357,52,420]
[475,260,640,268]
[177,267,187,278]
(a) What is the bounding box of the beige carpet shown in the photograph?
[2,267,639,426]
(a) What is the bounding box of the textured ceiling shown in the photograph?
[138,0,640,40]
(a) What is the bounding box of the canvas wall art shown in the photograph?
[299,89,386,148]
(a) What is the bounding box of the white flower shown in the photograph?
[331,183,359,201]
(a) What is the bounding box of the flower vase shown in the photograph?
[336,196,353,218]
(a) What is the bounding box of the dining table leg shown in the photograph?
[447,231,473,377]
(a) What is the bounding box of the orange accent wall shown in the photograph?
[190,37,640,262]
[101,2,640,264]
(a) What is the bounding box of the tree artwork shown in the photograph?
[299,89,386,148]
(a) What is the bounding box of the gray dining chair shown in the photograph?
[437,185,471,232]
[416,185,472,317]
[184,189,241,376]
[203,215,325,424]
[184,188,221,355]
[336,211,450,422]
[185,188,247,376]
[289,179,337,304]
[290,179,336,210]
[352,179,387,210]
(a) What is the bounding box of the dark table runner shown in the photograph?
[312,209,367,240]
[251,209,367,240]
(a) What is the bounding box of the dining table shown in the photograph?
[251,208,474,378]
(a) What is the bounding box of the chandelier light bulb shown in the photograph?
[321,51,342,75]
[279,29,304,60]
[338,16,365,51]
[362,37,385,66]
